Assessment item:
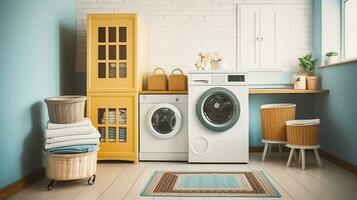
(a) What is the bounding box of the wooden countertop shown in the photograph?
[140,89,329,95]
[140,90,188,94]
[249,88,329,94]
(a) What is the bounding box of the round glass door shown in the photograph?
[196,87,240,132]
[147,103,182,139]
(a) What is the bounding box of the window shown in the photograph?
[344,0,357,59]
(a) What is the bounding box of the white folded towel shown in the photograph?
[45,138,99,149]
[46,130,100,144]
[44,125,96,139]
[47,118,92,130]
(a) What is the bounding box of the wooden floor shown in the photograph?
[8,153,357,200]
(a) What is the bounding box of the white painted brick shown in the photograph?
[75,0,312,72]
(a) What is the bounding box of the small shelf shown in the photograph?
[249,88,329,94]
[140,90,188,94]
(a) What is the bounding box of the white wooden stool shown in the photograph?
[286,144,322,170]
[261,139,287,161]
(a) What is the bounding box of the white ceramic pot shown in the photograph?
[210,60,224,71]
[326,56,338,65]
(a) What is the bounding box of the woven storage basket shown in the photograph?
[286,119,320,145]
[45,96,87,124]
[168,68,187,91]
[147,67,167,91]
[44,151,97,181]
[261,104,296,141]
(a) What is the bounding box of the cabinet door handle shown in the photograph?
[256,37,260,41]
[260,37,264,41]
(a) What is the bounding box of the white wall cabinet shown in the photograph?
[238,5,278,71]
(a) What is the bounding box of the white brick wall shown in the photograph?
[75,0,312,73]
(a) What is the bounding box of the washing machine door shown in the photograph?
[196,87,240,132]
[147,103,182,139]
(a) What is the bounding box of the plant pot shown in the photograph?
[326,56,338,65]
[210,60,225,71]
[306,76,319,90]
[293,75,306,90]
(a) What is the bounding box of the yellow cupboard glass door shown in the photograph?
[88,93,137,160]
[89,18,134,92]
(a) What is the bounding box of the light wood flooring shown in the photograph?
[8,153,357,200]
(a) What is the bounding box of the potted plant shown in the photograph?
[325,51,339,65]
[298,53,319,90]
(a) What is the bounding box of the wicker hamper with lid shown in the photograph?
[286,119,320,145]
[261,104,296,141]
[168,68,187,91]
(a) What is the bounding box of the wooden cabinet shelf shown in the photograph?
[87,14,148,163]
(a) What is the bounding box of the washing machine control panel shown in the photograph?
[228,75,245,82]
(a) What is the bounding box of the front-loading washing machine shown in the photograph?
[139,94,188,161]
[188,71,249,163]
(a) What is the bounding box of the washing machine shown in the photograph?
[139,94,188,161]
[188,71,249,163]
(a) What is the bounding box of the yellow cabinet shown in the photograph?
[88,93,138,162]
[87,14,148,162]
[87,14,148,92]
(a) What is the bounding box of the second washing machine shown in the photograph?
[139,94,188,161]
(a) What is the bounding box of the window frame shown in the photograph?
[342,0,357,60]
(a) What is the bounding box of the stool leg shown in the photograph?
[298,150,302,164]
[262,143,269,162]
[268,144,272,155]
[301,149,306,170]
[287,148,294,167]
[314,149,322,167]
[278,144,283,156]
[293,149,298,161]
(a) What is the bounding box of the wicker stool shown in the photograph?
[286,119,321,170]
[260,104,296,161]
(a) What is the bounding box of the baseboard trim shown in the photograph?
[0,168,45,200]
[319,150,357,175]
[249,146,290,152]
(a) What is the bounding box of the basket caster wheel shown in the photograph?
[88,175,96,185]
[47,180,55,191]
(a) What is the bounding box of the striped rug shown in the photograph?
[141,171,281,197]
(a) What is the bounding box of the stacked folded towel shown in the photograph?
[44,118,100,154]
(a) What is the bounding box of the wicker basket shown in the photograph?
[168,68,187,91]
[286,119,320,145]
[261,104,296,141]
[44,151,97,181]
[147,67,167,91]
[45,96,87,124]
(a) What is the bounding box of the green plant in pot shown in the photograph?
[325,51,339,65]
[298,53,319,90]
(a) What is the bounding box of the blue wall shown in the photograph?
[313,0,357,165]
[0,0,75,189]
[315,64,357,165]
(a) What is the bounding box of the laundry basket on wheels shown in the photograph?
[44,150,98,191]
